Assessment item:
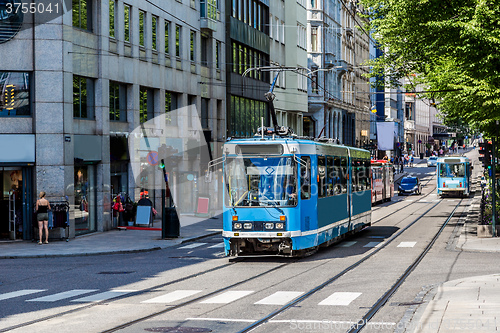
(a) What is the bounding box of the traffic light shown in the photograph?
[157,144,179,169]
[479,142,492,168]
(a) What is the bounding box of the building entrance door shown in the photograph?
[0,167,25,240]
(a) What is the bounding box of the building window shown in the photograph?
[232,0,237,17]
[165,21,170,54]
[72,0,92,31]
[311,69,318,94]
[165,91,178,125]
[229,96,268,137]
[201,0,217,20]
[73,75,94,119]
[311,27,318,52]
[139,87,154,124]
[201,36,208,67]
[152,16,158,50]
[124,4,130,43]
[281,20,285,43]
[216,40,221,69]
[139,10,145,47]
[109,81,127,122]
[175,25,181,57]
[190,30,195,62]
[201,98,209,129]
[0,72,30,117]
[109,0,115,38]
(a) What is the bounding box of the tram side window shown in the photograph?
[351,160,358,192]
[300,156,311,200]
[326,156,334,196]
[361,160,370,190]
[334,157,342,194]
[318,156,327,198]
[341,157,348,193]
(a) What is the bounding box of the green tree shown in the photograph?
[359,0,500,136]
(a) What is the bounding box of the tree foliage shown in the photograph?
[359,0,500,136]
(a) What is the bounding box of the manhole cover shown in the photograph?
[144,328,212,333]
[98,271,135,275]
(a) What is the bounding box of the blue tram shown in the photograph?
[220,134,372,257]
[436,156,472,197]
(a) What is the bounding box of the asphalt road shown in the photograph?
[2,160,499,333]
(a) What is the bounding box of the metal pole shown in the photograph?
[493,138,496,237]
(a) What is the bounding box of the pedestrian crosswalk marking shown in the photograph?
[200,291,254,304]
[397,242,417,248]
[27,289,97,302]
[0,289,46,301]
[178,243,207,249]
[71,290,136,302]
[364,242,383,248]
[208,243,224,248]
[338,241,357,247]
[254,291,304,305]
[142,290,202,304]
[318,292,362,306]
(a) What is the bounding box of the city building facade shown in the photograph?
[305,0,371,146]
[0,0,225,240]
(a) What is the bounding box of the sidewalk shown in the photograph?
[0,213,222,259]
[406,148,500,332]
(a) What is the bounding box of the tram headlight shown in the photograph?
[265,223,274,229]
[275,223,284,229]
[233,223,242,230]
[243,223,253,229]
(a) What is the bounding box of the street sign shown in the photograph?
[147,151,159,166]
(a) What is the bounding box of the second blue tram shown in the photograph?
[436,156,472,197]
[220,136,372,257]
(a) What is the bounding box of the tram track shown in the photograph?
[1,171,446,332]
[371,172,438,225]
[235,198,465,333]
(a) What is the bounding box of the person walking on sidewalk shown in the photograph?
[36,191,51,245]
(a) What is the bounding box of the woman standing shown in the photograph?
[36,192,51,245]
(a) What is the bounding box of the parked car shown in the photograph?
[427,156,438,167]
[398,177,421,195]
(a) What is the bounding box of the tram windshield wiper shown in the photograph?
[264,199,284,215]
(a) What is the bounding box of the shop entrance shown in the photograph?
[0,167,33,240]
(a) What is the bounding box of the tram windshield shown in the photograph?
[225,157,298,207]
[439,163,466,178]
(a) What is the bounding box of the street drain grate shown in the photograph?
[98,271,136,275]
[144,328,212,332]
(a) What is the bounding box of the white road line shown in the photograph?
[254,291,304,305]
[338,241,357,247]
[367,236,386,239]
[363,242,383,248]
[397,242,417,248]
[318,292,362,306]
[71,290,136,302]
[142,290,202,304]
[208,243,225,248]
[178,243,207,249]
[27,289,97,302]
[0,290,46,301]
[200,291,254,304]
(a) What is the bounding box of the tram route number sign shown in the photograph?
[147,151,159,166]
